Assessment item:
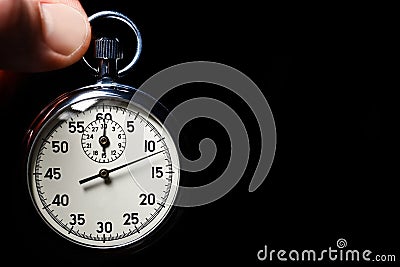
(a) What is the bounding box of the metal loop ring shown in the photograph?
[82,11,142,77]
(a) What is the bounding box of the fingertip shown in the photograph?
[40,0,91,59]
[38,0,92,71]
[0,0,92,72]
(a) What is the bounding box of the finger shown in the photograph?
[0,0,91,72]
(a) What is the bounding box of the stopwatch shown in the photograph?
[25,11,180,249]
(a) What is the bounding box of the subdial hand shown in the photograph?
[99,118,110,154]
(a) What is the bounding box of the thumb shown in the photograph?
[0,0,91,72]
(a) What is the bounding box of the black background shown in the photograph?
[3,1,397,266]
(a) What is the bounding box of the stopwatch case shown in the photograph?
[24,83,179,251]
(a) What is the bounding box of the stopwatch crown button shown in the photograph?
[95,37,123,60]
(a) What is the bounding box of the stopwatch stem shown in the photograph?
[95,37,123,82]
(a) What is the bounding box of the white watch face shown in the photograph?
[27,97,180,248]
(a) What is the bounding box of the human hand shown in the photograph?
[0,0,91,100]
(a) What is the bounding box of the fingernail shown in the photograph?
[40,3,89,56]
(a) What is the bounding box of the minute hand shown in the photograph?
[78,150,165,185]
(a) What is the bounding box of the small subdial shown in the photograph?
[81,119,126,163]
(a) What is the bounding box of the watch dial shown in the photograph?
[27,97,180,248]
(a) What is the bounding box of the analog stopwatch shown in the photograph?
[25,11,180,249]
